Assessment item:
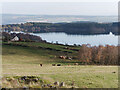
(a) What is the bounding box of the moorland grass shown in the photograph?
[2,43,118,88]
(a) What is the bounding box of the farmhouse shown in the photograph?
[11,36,19,41]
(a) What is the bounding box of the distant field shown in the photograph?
[2,43,118,88]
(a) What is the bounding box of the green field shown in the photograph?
[2,42,118,88]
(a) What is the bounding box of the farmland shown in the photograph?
[2,42,118,88]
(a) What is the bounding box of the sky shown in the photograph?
[0,0,119,2]
[1,0,119,16]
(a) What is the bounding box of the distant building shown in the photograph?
[10,31,25,34]
[11,36,19,41]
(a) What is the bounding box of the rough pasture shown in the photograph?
[2,43,118,88]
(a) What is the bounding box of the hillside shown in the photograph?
[2,14,118,25]
[2,43,118,88]
[3,41,118,65]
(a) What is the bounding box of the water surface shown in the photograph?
[34,32,118,46]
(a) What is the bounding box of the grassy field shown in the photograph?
[2,43,118,88]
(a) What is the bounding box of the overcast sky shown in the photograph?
[2,1,118,16]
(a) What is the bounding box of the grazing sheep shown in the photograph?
[59,82,65,87]
[64,47,68,49]
[47,84,52,87]
[71,81,75,87]
[57,64,61,66]
[42,84,47,88]
[20,76,27,81]
[112,71,116,73]
[52,64,56,66]
[49,85,54,88]
[68,57,72,60]
[59,56,67,59]
[54,81,59,86]
[74,63,78,65]
[32,78,38,82]
[40,64,42,67]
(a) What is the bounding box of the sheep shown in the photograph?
[40,64,43,67]
[59,82,65,87]
[20,76,27,81]
[59,56,67,59]
[57,64,61,66]
[47,84,51,87]
[42,84,47,88]
[71,81,75,88]
[52,64,56,66]
[74,63,79,65]
[54,81,59,86]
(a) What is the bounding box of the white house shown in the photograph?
[11,36,19,41]
[10,31,24,34]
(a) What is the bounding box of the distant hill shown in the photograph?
[2,14,118,25]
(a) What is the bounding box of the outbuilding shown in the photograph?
[11,36,19,41]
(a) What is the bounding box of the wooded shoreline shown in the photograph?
[2,22,119,35]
